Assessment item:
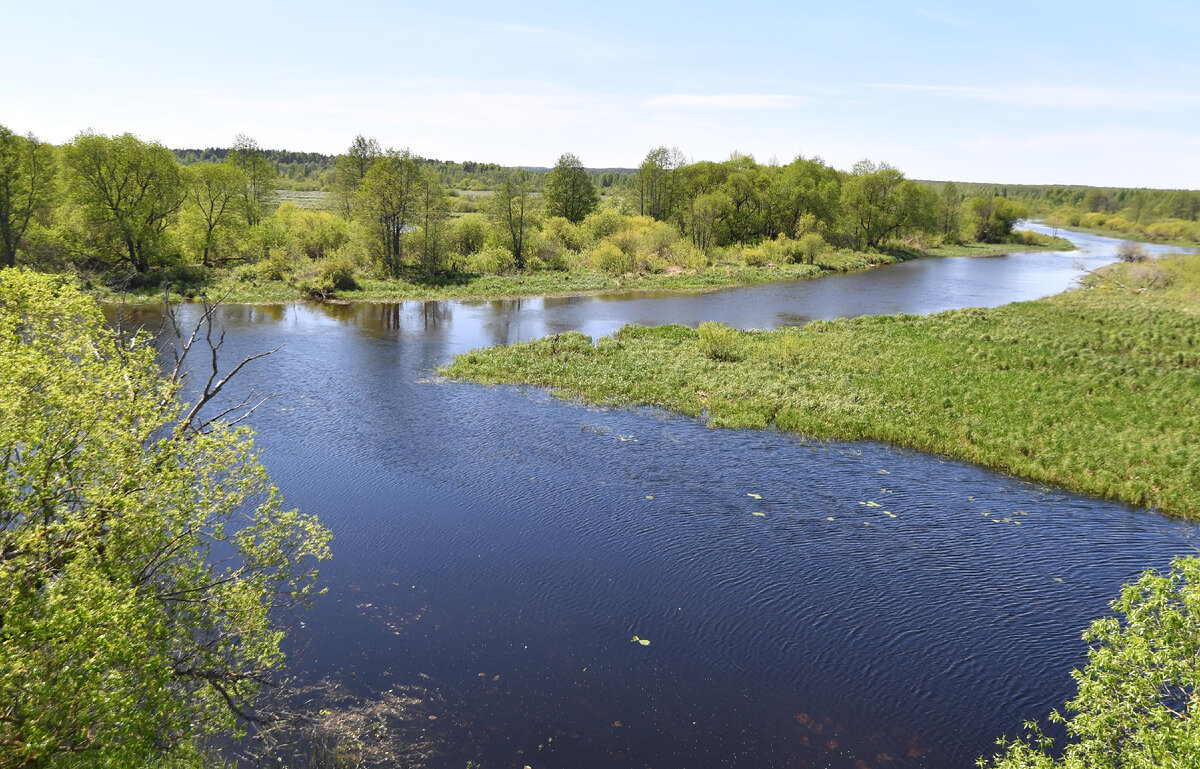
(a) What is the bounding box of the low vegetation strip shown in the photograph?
[445,254,1200,519]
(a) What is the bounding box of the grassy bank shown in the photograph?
[88,233,1074,305]
[1042,220,1200,249]
[444,253,1200,519]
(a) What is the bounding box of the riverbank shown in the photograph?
[444,252,1200,519]
[88,233,1073,305]
[1041,220,1200,249]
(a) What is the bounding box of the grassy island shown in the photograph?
[445,253,1200,518]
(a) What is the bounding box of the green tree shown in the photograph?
[332,134,381,217]
[544,152,599,224]
[839,160,935,249]
[981,556,1200,769]
[489,176,537,270]
[229,134,276,226]
[63,132,187,273]
[0,126,56,268]
[0,270,330,766]
[969,196,1028,243]
[936,181,963,242]
[357,149,420,276]
[632,146,685,222]
[415,165,449,273]
[186,161,246,266]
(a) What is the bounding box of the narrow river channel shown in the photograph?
[121,225,1196,768]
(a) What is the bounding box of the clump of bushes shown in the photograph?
[314,257,359,292]
[697,321,745,362]
[467,245,517,275]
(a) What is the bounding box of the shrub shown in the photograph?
[541,216,587,253]
[697,321,745,362]
[796,232,829,264]
[467,245,517,275]
[256,247,294,281]
[449,214,488,256]
[588,241,634,275]
[1117,242,1147,262]
[581,208,627,243]
[315,257,359,292]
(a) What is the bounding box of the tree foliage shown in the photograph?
[981,556,1200,769]
[185,161,246,266]
[0,125,56,268]
[63,132,188,273]
[229,134,276,227]
[357,149,420,277]
[0,271,330,766]
[840,160,936,249]
[544,152,599,224]
[969,196,1029,243]
[489,176,537,269]
[332,134,381,217]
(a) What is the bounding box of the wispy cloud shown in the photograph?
[648,94,802,110]
[869,82,1199,111]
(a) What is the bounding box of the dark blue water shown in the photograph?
[121,227,1198,768]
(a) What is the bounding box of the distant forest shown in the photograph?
[173,147,634,192]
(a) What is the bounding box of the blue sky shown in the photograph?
[3,0,1198,187]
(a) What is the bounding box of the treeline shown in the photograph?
[938,181,1200,244]
[1,125,1045,296]
[174,145,631,194]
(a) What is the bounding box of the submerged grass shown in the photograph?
[444,253,1200,519]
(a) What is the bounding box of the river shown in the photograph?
[121,225,1196,768]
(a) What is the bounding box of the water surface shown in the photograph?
[124,227,1197,768]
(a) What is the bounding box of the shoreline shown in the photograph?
[90,237,1075,306]
[442,253,1200,520]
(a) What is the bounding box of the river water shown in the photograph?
[123,226,1196,768]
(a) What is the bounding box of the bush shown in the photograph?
[541,216,587,253]
[697,321,745,362]
[467,245,517,275]
[796,232,828,265]
[668,241,709,270]
[1117,242,1148,262]
[587,241,635,275]
[449,214,488,256]
[741,241,775,266]
[315,257,359,292]
[581,208,627,243]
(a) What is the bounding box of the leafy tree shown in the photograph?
[333,134,381,217]
[936,181,963,242]
[229,134,276,226]
[544,152,599,224]
[839,160,935,249]
[632,146,685,222]
[969,196,1028,243]
[63,132,187,273]
[981,556,1200,769]
[357,149,420,276]
[0,125,56,268]
[766,156,842,240]
[0,270,330,766]
[489,176,537,270]
[186,161,246,266]
[415,165,449,273]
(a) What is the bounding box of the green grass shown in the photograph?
[1045,221,1200,249]
[444,253,1200,519]
[88,236,1073,305]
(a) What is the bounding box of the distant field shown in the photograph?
[275,190,330,209]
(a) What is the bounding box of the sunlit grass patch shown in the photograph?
[445,254,1200,519]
